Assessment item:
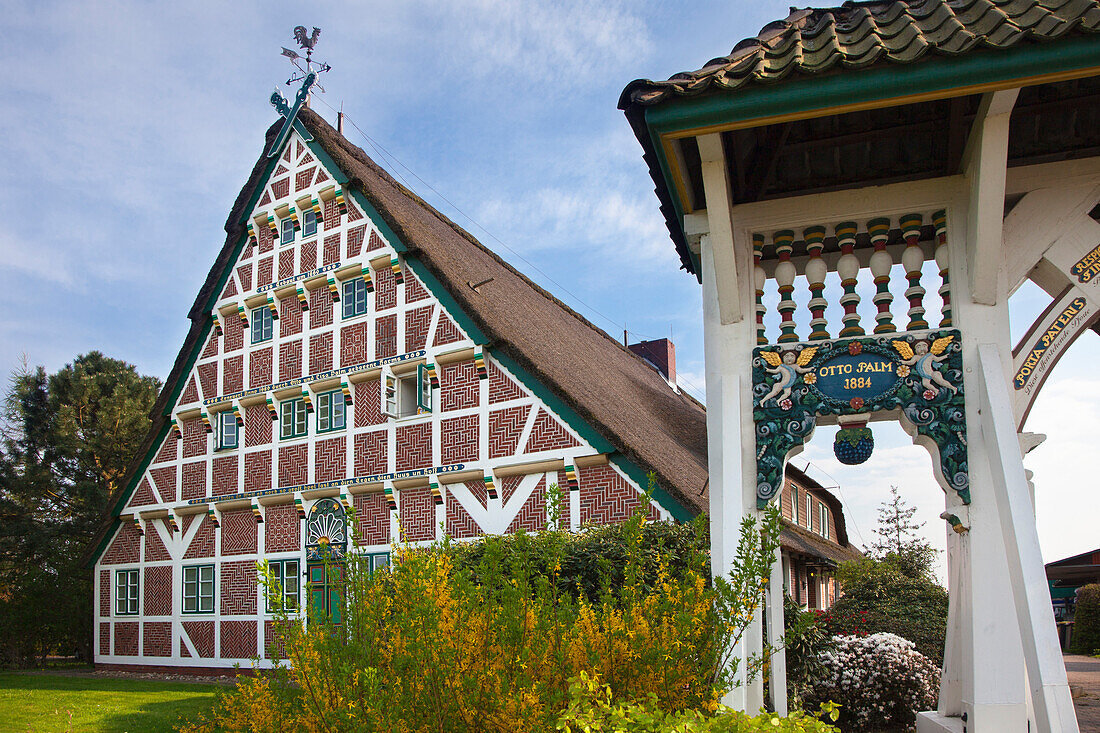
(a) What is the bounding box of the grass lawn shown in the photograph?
[0,671,224,732]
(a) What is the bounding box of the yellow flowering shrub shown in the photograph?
[180,487,785,732]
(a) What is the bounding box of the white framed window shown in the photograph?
[820,503,830,540]
[214,411,238,451]
[381,368,430,419]
[280,218,295,245]
[341,278,367,319]
[266,559,300,612]
[302,210,318,238]
[791,486,799,525]
[369,552,390,572]
[115,569,139,616]
[280,398,308,439]
[806,493,812,530]
[251,306,273,343]
[183,564,215,614]
[316,390,346,433]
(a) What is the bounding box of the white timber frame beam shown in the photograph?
[977,343,1079,733]
[698,133,743,325]
[963,89,1019,306]
[1003,183,1100,296]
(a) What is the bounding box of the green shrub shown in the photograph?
[825,556,948,663]
[782,596,834,708]
[1071,584,1100,655]
[557,671,841,732]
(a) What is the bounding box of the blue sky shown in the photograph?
[2,0,1097,574]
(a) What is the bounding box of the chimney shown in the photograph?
[628,338,676,384]
[337,111,345,135]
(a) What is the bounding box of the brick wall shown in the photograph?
[99,569,111,616]
[221,560,257,615]
[150,466,176,503]
[115,621,138,656]
[144,566,172,616]
[130,477,156,507]
[181,461,206,501]
[197,362,218,401]
[346,225,366,258]
[223,355,243,394]
[579,465,657,525]
[309,286,333,329]
[506,477,547,533]
[489,405,529,459]
[244,451,272,494]
[314,437,347,482]
[354,492,390,546]
[244,404,272,447]
[323,233,340,265]
[405,271,430,302]
[374,263,396,310]
[354,430,387,476]
[221,510,257,556]
[279,340,302,380]
[250,347,273,388]
[441,414,478,465]
[221,620,259,660]
[144,526,171,562]
[99,623,110,656]
[257,257,273,288]
[524,409,579,453]
[181,418,206,459]
[265,504,300,553]
[154,434,177,464]
[278,443,308,487]
[354,380,383,426]
[340,321,370,367]
[224,314,243,352]
[309,332,333,373]
[300,241,317,271]
[441,361,478,411]
[212,455,238,497]
[102,523,141,564]
[396,423,431,472]
[279,248,294,280]
[375,314,396,358]
[400,486,435,542]
[433,313,463,345]
[405,305,432,352]
[184,516,216,559]
[488,361,525,403]
[236,263,253,291]
[446,483,484,539]
[183,621,215,658]
[143,621,172,657]
[180,377,199,405]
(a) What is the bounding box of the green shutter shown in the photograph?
[417,363,432,413]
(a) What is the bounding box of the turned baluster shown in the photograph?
[804,225,829,341]
[934,209,951,327]
[868,217,895,333]
[901,213,928,330]
[774,230,798,343]
[836,221,864,337]
[753,233,767,345]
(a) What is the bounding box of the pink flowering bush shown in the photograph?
[804,633,939,731]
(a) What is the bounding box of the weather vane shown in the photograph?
[280,26,331,91]
[268,26,332,158]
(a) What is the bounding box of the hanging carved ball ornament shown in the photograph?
[752,330,968,508]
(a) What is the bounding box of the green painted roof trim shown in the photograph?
[645,35,1100,136]
[608,453,698,523]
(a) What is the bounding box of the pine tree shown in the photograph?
[869,485,937,579]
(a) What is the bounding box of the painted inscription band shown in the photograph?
[256,261,341,294]
[202,350,427,406]
[1071,244,1100,284]
[1013,297,1087,390]
[186,462,468,505]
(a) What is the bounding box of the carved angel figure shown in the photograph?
[892,336,957,397]
[759,347,817,406]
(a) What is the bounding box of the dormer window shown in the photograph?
[281,218,295,245]
[302,210,318,238]
[820,503,830,540]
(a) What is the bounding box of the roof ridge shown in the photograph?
[300,108,698,403]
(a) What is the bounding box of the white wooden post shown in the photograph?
[767,542,788,716]
[977,344,1079,733]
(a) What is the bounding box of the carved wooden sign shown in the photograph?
[753,330,967,508]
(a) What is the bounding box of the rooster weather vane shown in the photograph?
[268,26,332,158]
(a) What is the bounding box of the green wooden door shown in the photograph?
[307,562,344,625]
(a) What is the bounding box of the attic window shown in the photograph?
[302,210,318,238]
[820,502,829,540]
[281,218,295,245]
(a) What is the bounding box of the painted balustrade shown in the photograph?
[750,211,951,345]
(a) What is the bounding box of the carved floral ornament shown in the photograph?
[752,329,968,509]
[305,497,348,561]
